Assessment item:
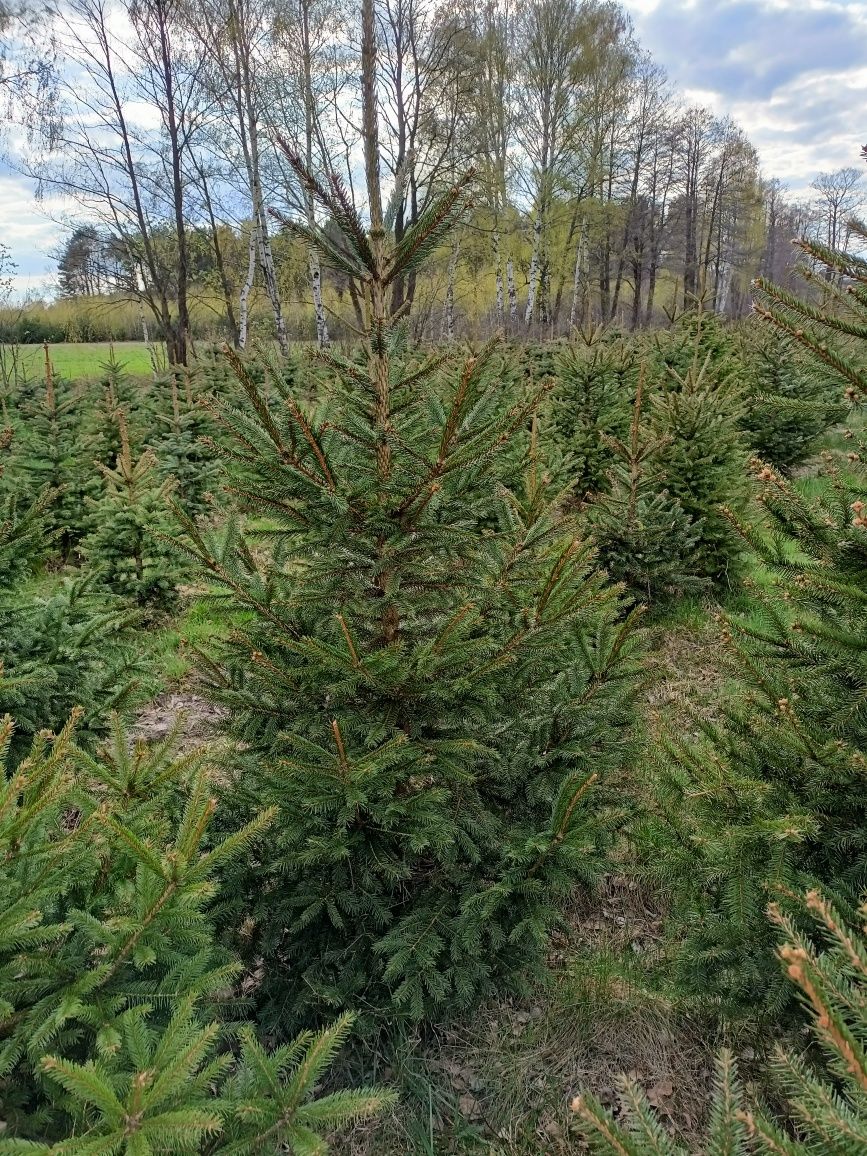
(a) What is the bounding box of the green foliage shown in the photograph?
[572,890,867,1156]
[12,369,95,559]
[82,409,186,611]
[547,329,636,499]
[0,426,56,582]
[643,228,867,1015]
[648,315,750,586]
[0,573,145,760]
[736,322,845,470]
[188,340,642,1033]
[0,716,391,1151]
[642,454,867,1017]
[184,158,643,1034]
[150,370,221,518]
[587,372,704,605]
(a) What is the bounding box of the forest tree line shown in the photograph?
[4,0,866,359]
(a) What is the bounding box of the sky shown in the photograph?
[2,0,867,299]
[621,0,867,185]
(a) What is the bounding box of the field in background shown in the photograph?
[11,341,157,380]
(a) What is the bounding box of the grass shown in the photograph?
[143,595,234,682]
[6,341,159,380]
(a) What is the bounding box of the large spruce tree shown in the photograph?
[180,0,642,1035]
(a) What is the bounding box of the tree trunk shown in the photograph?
[238,228,256,350]
[506,255,517,329]
[525,212,542,326]
[493,226,504,330]
[569,215,588,331]
[196,160,239,347]
[155,0,189,366]
[441,235,460,343]
[309,249,329,348]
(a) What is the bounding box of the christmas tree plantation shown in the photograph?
[181,38,643,1034]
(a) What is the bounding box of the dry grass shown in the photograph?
[334,878,717,1155]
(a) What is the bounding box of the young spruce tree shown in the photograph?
[588,370,703,605]
[0,716,391,1150]
[83,408,185,611]
[643,209,867,1019]
[181,0,642,1035]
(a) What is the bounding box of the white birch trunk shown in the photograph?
[716,254,733,316]
[506,255,517,327]
[569,215,588,330]
[441,236,460,343]
[255,203,287,352]
[309,248,329,348]
[525,213,542,326]
[238,228,256,350]
[493,227,504,329]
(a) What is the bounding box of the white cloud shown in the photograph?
[622,0,867,196]
[0,173,64,296]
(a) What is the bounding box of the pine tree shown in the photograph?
[588,370,704,605]
[179,6,642,1035]
[82,408,186,611]
[572,890,867,1155]
[0,715,392,1150]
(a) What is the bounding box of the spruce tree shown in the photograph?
[736,322,845,471]
[643,216,867,1018]
[0,417,143,762]
[0,716,391,1150]
[587,370,703,605]
[547,327,635,501]
[151,368,220,518]
[181,4,642,1035]
[14,353,92,560]
[0,425,56,582]
[572,890,867,1155]
[82,408,185,611]
[648,311,750,587]
[0,573,144,761]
